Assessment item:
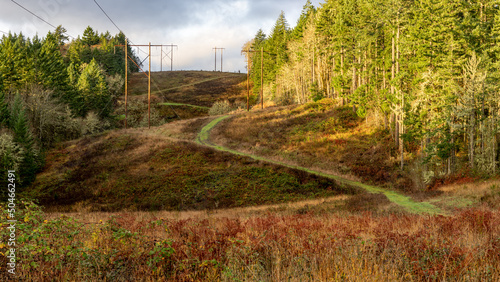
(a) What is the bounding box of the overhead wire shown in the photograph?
[10,0,74,39]
[93,0,139,49]
[93,0,182,121]
[93,0,126,40]
[92,0,147,70]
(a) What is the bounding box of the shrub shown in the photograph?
[0,132,24,172]
[81,111,110,136]
[138,108,165,128]
[0,132,24,199]
[209,100,233,116]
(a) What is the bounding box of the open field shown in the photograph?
[1,201,499,281]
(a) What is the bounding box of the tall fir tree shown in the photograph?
[76,58,111,118]
[0,91,9,127]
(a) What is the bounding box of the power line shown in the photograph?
[0,30,8,35]
[93,0,143,51]
[93,0,149,60]
[93,0,125,38]
[10,0,74,39]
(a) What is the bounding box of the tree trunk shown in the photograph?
[469,113,475,169]
[397,22,403,170]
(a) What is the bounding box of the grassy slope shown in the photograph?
[26,128,357,212]
[127,71,247,107]
[214,99,407,188]
[197,115,444,215]
[207,98,500,213]
[114,71,247,123]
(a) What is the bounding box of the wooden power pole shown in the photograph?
[125,38,128,129]
[115,42,166,129]
[241,48,266,111]
[261,47,264,109]
[148,42,151,129]
[213,47,225,72]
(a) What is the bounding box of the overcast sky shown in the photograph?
[0,0,323,72]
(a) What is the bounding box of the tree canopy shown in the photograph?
[0,26,141,189]
[246,0,500,178]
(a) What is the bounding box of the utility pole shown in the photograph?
[125,38,128,129]
[115,42,165,129]
[221,48,225,72]
[241,48,267,110]
[213,47,225,72]
[161,44,178,72]
[169,44,176,71]
[148,42,151,129]
[214,47,217,71]
[261,47,264,109]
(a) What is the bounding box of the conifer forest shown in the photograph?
[246,0,500,179]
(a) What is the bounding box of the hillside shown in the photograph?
[26,124,359,212]
[12,71,500,281]
[25,72,500,213]
[128,71,247,107]
[3,0,500,279]
[114,71,247,124]
[212,99,402,188]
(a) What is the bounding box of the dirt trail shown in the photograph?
[196,115,446,215]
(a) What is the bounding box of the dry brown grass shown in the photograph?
[27,124,354,213]
[428,178,500,210]
[45,195,352,223]
[4,201,500,281]
[212,101,404,190]
[438,178,500,195]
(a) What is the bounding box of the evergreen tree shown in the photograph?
[291,0,316,40]
[265,11,290,79]
[10,93,41,187]
[12,99,33,147]
[76,59,111,118]
[82,26,100,46]
[9,93,23,129]
[36,32,69,92]
[54,25,69,45]
[0,91,9,127]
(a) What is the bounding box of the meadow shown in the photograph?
[1,200,499,281]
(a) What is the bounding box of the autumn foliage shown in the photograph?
[1,201,499,281]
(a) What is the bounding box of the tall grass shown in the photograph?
[1,201,499,281]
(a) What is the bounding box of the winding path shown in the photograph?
[196,115,446,215]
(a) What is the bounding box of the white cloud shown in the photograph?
[1,0,324,72]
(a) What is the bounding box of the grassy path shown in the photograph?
[196,115,446,215]
[158,102,209,110]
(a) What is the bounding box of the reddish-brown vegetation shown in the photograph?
[2,202,499,281]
